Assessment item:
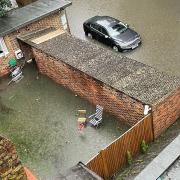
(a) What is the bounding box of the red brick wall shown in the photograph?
[0,11,65,77]
[16,0,37,7]
[152,87,180,138]
[32,48,144,126]
[0,136,27,179]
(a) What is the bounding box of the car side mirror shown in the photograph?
[105,35,109,38]
[126,24,129,28]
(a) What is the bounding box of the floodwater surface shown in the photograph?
[1,1,179,179]
[65,1,180,178]
[0,63,129,179]
[66,0,180,76]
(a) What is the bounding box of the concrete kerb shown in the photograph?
[134,134,180,180]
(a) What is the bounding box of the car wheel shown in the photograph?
[113,45,119,52]
[87,33,93,39]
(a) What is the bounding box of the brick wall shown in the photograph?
[0,11,65,77]
[152,87,180,138]
[16,0,37,7]
[32,48,144,126]
[0,136,27,179]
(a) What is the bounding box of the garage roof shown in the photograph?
[0,0,72,37]
[18,31,180,105]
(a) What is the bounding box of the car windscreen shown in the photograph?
[108,23,127,36]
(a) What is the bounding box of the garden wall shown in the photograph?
[0,136,27,179]
[152,87,180,138]
[16,0,37,7]
[32,48,145,126]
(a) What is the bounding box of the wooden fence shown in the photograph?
[86,114,153,179]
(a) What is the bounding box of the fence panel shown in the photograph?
[86,114,153,179]
[87,152,105,178]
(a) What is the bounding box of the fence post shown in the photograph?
[149,113,155,141]
[100,150,109,179]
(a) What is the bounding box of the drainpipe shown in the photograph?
[144,104,155,141]
[143,104,152,115]
[65,10,71,34]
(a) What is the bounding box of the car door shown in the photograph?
[97,26,111,46]
[90,23,101,40]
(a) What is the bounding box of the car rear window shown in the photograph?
[108,23,127,36]
[112,24,125,31]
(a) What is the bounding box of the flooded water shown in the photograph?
[66,1,180,179]
[161,157,180,180]
[0,1,179,179]
[0,63,129,179]
[66,0,180,76]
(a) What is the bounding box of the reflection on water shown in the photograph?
[0,63,129,178]
[67,0,180,76]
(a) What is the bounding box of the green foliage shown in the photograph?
[141,140,149,154]
[116,177,124,180]
[127,151,133,165]
[0,0,12,17]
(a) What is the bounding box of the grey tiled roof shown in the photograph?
[20,32,180,105]
[0,0,72,37]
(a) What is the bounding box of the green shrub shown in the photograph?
[0,0,12,17]
[127,151,133,165]
[141,140,149,154]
